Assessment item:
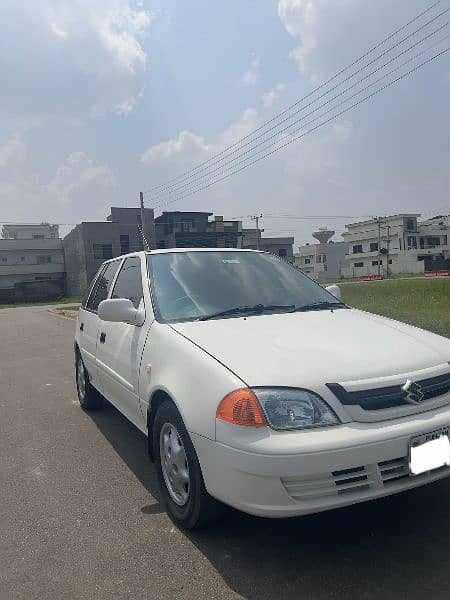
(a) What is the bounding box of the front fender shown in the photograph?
[140,322,246,441]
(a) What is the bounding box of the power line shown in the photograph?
[149,46,449,211]
[148,29,450,209]
[143,0,444,198]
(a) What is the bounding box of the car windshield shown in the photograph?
[147,251,344,323]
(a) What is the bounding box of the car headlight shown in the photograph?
[252,387,340,430]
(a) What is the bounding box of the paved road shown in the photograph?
[2,307,450,599]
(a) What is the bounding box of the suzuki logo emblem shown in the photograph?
[402,379,425,404]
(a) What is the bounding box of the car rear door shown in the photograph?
[78,260,121,392]
[96,256,148,432]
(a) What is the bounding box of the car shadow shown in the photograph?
[87,402,450,599]
[87,401,164,514]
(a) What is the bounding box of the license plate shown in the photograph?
[409,427,450,476]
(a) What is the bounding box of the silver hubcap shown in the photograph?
[160,423,190,506]
[77,359,86,401]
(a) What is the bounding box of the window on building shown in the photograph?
[354,262,364,267]
[157,240,166,249]
[86,260,120,312]
[372,260,380,266]
[352,244,363,254]
[388,259,393,264]
[120,234,130,255]
[407,236,417,250]
[316,255,322,263]
[225,240,235,248]
[369,242,378,252]
[304,258,311,265]
[20,256,25,262]
[93,243,113,260]
[406,218,416,231]
[278,249,287,258]
[1,257,6,263]
[181,221,193,233]
[37,255,52,264]
[427,237,441,247]
[111,256,143,309]
[32,234,45,239]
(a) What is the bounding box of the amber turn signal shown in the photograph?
[216,389,268,428]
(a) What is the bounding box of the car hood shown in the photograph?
[170,308,450,387]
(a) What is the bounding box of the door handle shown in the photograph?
[99,332,106,344]
[80,322,84,332]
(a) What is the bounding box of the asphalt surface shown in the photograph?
[2,306,450,599]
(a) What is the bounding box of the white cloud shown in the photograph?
[46,152,115,203]
[216,108,259,148]
[278,0,359,80]
[50,22,68,39]
[141,107,260,167]
[262,83,286,108]
[0,137,26,168]
[141,131,210,164]
[241,56,260,86]
[0,151,115,221]
[2,1,153,120]
[96,3,151,73]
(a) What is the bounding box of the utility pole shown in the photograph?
[386,224,390,279]
[251,214,263,250]
[377,217,382,277]
[139,191,150,250]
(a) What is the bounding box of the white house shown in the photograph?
[341,214,449,278]
[0,223,65,300]
[294,228,348,280]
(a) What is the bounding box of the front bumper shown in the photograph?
[192,405,450,517]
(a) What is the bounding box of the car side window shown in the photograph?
[111,256,144,309]
[86,260,120,313]
[82,266,105,308]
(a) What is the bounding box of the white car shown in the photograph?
[75,249,450,529]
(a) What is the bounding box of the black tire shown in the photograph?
[75,353,103,411]
[153,400,225,529]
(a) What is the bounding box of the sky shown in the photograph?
[0,0,449,246]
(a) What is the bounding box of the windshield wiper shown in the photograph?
[290,301,347,313]
[199,303,295,321]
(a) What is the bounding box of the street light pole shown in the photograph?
[251,214,263,250]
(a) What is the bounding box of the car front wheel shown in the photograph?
[153,400,225,529]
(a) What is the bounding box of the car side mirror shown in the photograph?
[98,298,144,326]
[325,284,342,300]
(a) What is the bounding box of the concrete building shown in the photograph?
[242,229,294,260]
[294,228,348,280]
[341,213,449,278]
[107,207,156,254]
[155,212,243,249]
[0,223,65,302]
[63,207,155,297]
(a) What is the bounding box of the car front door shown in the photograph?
[78,261,120,391]
[96,256,147,432]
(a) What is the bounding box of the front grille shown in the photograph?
[282,457,450,503]
[327,372,450,411]
[378,457,409,484]
[378,457,450,487]
[282,465,373,502]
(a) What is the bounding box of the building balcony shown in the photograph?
[0,239,63,250]
[0,263,65,275]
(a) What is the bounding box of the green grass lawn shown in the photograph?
[0,296,81,309]
[340,278,450,338]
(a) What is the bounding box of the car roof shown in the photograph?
[100,248,262,265]
[145,248,262,255]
